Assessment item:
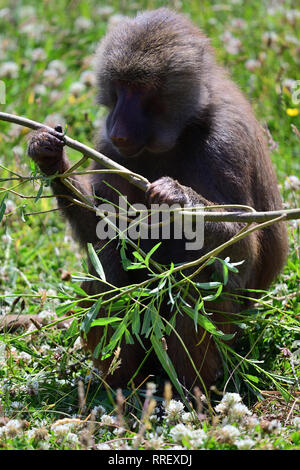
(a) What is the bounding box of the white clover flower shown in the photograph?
[3,419,23,438]
[40,344,51,355]
[75,16,93,31]
[51,422,76,437]
[18,5,36,19]
[34,84,47,96]
[8,123,22,138]
[26,428,37,440]
[49,90,64,103]
[220,32,241,55]
[155,426,164,435]
[48,60,67,75]
[26,380,39,395]
[18,351,32,364]
[208,18,217,26]
[245,59,261,72]
[147,434,164,449]
[181,411,196,424]
[0,61,18,78]
[284,35,300,46]
[101,414,116,426]
[32,48,47,61]
[107,14,126,31]
[235,438,255,449]
[96,443,111,449]
[38,441,51,450]
[170,423,206,448]
[286,9,300,24]
[164,399,185,421]
[267,419,282,432]
[73,336,84,351]
[113,427,125,436]
[0,8,11,20]
[1,233,12,244]
[12,145,25,158]
[284,175,300,191]
[46,288,57,297]
[10,401,24,410]
[12,145,24,158]
[27,426,50,441]
[38,309,56,324]
[229,403,252,421]
[293,417,300,430]
[216,424,240,443]
[169,423,190,442]
[262,31,278,45]
[225,38,241,55]
[69,81,86,97]
[146,382,157,394]
[43,68,61,86]
[20,23,44,40]
[0,342,6,366]
[96,6,114,20]
[65,432,79,448]
[245,415,260,430]
[188,428,207,447]
[282,78,298,92]
[215,392,242,414]
[5,199,16,213]
[231,18,246,29]
[80,70,96,87]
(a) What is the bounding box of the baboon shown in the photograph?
[26,8,288,389]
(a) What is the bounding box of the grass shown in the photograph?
[0,0,299,450]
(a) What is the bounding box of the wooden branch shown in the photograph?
[0,112,149,192]
[0,111,299,224]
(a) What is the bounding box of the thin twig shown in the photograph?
[0,111,299,223]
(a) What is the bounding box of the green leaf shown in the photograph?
[141,307,152,337]
[144,242,161,267]
[193,298,204,333]
[34,183,44,202]
[131,307,141,335]
[11,339,40,359]
[125,328,134,344]
[195,281,222,290]
[120,242,131,270]
[56,301,78,317]
[222,263,229,285]
[291,432,300,445]
[101,320,127,357]
[80,298,102,335]
[87,243,106,282]
[151,335,187,402]
[244,374,259,383]
[182,306,236,340]
[132,251,145,264]
[0,194,8,223]
[202,284,223,301]
[91,317,122,327]
[65,319,79,339]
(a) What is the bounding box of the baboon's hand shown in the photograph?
[27,126,69,175]
[146,176,189,206]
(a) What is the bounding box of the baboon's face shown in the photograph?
[103,78,197,158]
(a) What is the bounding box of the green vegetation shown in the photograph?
[0,0,299,450]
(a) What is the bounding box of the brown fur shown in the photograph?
[25,9,288,390]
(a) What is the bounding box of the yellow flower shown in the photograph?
[28,91,34,104]
[286,108,299,116]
